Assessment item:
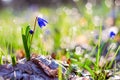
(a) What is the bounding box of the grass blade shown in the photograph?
[95,23,102,70]
[108,46,120,69]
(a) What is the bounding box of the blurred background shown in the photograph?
[0,0,120,57]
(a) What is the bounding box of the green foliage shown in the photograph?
[21,25,31,60]
[0,48,3,65]
[11,53,16,66]
[58,64,62,80]
[108,46,120,69]
[83,44,120,80]
[9,44,17,66]
[95,25,102,70]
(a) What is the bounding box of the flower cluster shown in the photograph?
[29,17,48,34]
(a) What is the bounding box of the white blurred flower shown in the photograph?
[108,43,117,50]
[85,2,92,10]
[85,2,93,14]
[84,54,89,58]
[105,0,112,8]
[75,46,84,55]
[93,16,101,26]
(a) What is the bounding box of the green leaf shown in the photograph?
[84,65,95,77]
[21,27,30,60]
[0,48,3,65]
[22,34,30,60]
[11,53,16,66]
[84,58,92,67]
[0,55,3,65]
[25,26,31,49]
[25,25,30,37]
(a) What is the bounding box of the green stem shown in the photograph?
[29,17,37,51]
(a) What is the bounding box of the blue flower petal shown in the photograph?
[38,21,43,28]
[110,31,116,38]
[37,17,48,28]
[40,21,46,26]
[41,18,48,23]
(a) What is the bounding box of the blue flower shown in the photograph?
[29,30,34,34]
[109,31,116,38]
[37,17,48,28]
